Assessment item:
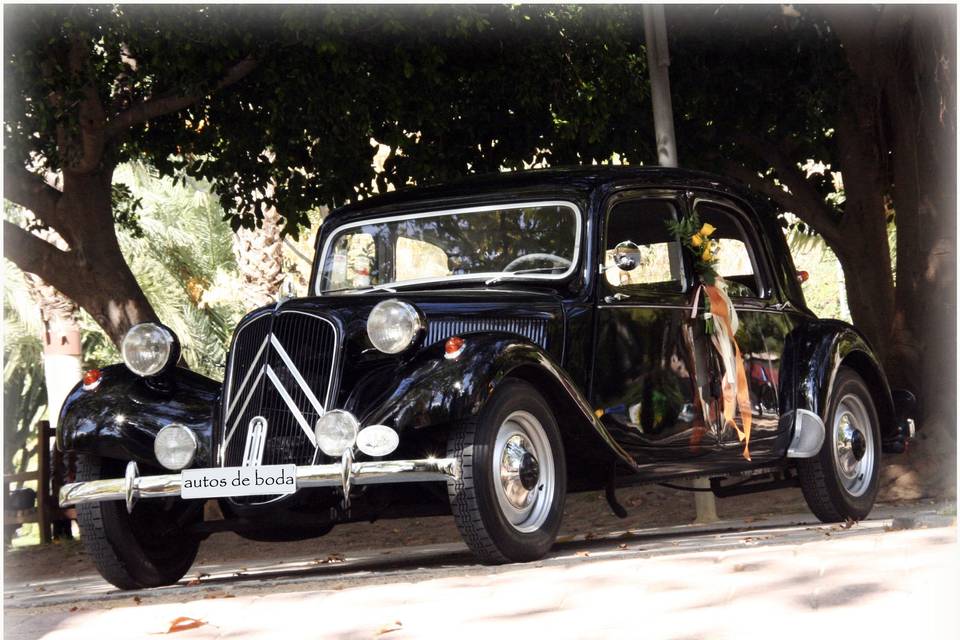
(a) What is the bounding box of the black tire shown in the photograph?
[447,379,566,564]
[75,455,201,589]
[798,367,882,522]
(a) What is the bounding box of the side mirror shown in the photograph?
[613,241,642,272]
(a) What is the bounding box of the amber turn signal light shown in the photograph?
[796,270,809,284]
[82,369,102,390]
[444,336,465,359]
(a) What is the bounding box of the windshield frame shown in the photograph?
[313,200,584,296]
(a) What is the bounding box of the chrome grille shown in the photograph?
[220,310,340,469]
[426,317,548,348]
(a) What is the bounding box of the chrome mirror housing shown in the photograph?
[613,240,642,271]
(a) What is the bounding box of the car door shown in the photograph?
[688,196,784,463]
[591,190,721,468]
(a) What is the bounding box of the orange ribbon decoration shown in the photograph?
[702,284,753,461]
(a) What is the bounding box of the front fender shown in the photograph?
[57,364,220,469]
[781,319,895,441]
[353,335,635,470]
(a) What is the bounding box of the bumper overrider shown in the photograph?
[59,455,461,513]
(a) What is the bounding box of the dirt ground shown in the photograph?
[0,479,911,586]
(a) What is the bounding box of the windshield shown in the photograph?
[316,201,581,294]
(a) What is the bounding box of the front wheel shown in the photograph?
[797,367,882,522]
[447,379,566,564]
[75,455,201,589]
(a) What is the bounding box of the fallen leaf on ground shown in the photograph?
[841,517,857,529]
[164,617,206,634]
[186,579,201,586]
[69,606,79,612]
[376,621,403,636]
[133,596,142,605]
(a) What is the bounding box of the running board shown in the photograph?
[710,470,799,498]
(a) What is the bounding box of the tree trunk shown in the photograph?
[232,189,284,309]
[23,228,83,428]
[831,89,897,370]
[4,167,159,347]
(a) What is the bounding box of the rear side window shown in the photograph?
[604,199,685,293]
[693,202,763,298]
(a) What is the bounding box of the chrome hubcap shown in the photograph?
[493,411,555,533]
[833,393,875,497]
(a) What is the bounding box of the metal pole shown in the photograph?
[643,4,678,168]
[644,4,718,523]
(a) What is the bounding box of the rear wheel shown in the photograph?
[447,379,566,564]
[798,367,882,522]
[76,455,201,589]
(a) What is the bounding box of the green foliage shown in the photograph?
[4,5,654,238]
[3,262,46,476]
[109,162,246,378]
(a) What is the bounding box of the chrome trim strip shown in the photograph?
[270,334,326,416]
[59,458,461,507]
[266,364,317,446]
[315,200,583,296]
[225,335,270,420]
[222,366,266,451]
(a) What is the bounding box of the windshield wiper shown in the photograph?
[321,283,397,295]
[484,267,564,286]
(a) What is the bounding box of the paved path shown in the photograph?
[3,503,956,639]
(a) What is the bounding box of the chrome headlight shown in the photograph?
[366,299,423,354]
[315,410,360,457]
[121,323,178,377]
[154,424,198,470]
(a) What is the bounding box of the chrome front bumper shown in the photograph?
[59,457,460,512]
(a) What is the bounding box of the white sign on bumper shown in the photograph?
[181,465,297,499]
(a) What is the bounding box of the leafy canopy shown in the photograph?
[5,4,653,237]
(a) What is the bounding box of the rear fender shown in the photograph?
[57,364,220,469]
[780,320,896,450]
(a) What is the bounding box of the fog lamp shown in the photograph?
[315,410,360,457]
[154,424,198,470]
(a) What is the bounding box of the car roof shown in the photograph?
[325,165,762,224]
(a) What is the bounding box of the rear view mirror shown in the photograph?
[613,241,642,271]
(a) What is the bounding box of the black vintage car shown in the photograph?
[58,167,915,589]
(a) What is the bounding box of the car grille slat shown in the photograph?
[426,317,548,348]
[220,310,340,473]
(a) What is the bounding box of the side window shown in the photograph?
[694,202,762,298]
[605,199,685,293]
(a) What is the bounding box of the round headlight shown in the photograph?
[121,323,177,377]
[366,299,423,354]
[314,410,360,457]
[154,424,198,470]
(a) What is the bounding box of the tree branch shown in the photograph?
[731,134,843,244]
[2,221,78,295]
[3,165,63,226]
[67,36,108,175]
[106,57,258,137]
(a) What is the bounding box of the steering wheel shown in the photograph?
[503,253,572,273]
